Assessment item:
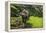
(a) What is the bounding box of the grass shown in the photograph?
[27,16,43,28]
[10,16,43,28]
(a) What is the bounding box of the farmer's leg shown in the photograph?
[24,16,28,23]
[22,16,25,23]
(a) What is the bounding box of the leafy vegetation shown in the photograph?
[10,4,43,17]
[27,16,43,28]
[10,4,43,29]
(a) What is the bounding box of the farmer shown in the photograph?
[20,9,29,24]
